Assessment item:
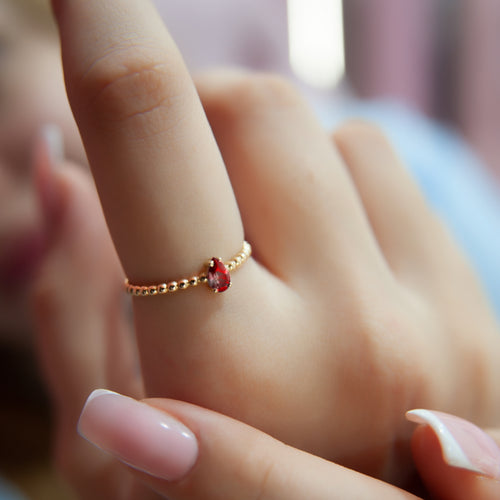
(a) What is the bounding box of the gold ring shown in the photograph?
[124,241,252,296]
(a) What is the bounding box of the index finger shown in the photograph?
[52,0,243,283]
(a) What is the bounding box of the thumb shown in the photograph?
[407,409,500,500]
[77,389,419,500]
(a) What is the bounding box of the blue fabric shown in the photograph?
[316,99,500,320]
[0,478,26,500]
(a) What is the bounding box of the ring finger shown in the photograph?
[54,0,243,284]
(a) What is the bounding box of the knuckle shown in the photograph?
[253,459,276,500]
[236,433,281,500]
[343,285,418,378]
[232,73,301,107]
[333,119,389,147]
[73,46,185,128]
[202,72,303,120]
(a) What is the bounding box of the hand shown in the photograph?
[32,140,148,497]
[35,224,500,500]
[46,0,500,485]
[31,184,500,500]
[75,390,500,500]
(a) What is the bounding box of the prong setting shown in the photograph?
[124,241,251,296]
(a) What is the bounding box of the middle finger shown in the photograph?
[198,70,386,288]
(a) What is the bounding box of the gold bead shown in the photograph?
[178,279,189,290]
[124,241,251,296]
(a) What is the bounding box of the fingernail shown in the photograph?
[33,124,64,224]
[406,409,500,479]
[40,124,64,165]
[78,390,198,481]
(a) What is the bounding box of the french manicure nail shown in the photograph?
[78,389,199,481]
[40,123,64,166]
[406,409,500,479]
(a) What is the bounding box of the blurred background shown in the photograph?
[1,0,499,498]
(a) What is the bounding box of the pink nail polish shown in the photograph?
[78,390,198,481]
[406,409,500,479]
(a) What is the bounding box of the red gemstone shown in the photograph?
[207,258,231,293]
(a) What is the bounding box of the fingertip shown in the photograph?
[407,409,500,479]
[408,410,500,500]
[78,391,199,482]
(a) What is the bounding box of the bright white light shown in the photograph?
[287,0,345,89]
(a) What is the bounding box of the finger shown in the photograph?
[407,409,500,500]
[52,0,243,283]
[34,188,160,500]
[198,70,384,286]
[33,159,141,418]
[79,390,420,500]
[333,121,449,280]
[33,155,147,496]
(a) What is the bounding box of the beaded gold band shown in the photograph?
[124,241,252,296]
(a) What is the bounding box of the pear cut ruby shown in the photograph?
[207,258,231,293]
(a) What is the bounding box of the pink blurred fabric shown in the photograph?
[152,1,500,177]
[153,0,291,76]
[344,0,500,177]
[457,0,500,179]
[343,0,436,115]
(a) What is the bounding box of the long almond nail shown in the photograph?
[406,409,500,479]
[78,389,198,481]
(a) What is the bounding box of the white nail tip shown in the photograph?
[406,409,478,473]
[40,123,64,164]
[85,388,120,405]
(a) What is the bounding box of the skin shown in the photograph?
[33,0,500,496]
[0,1,497,497]
[34,154,500,500]
[0,0,85,342]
